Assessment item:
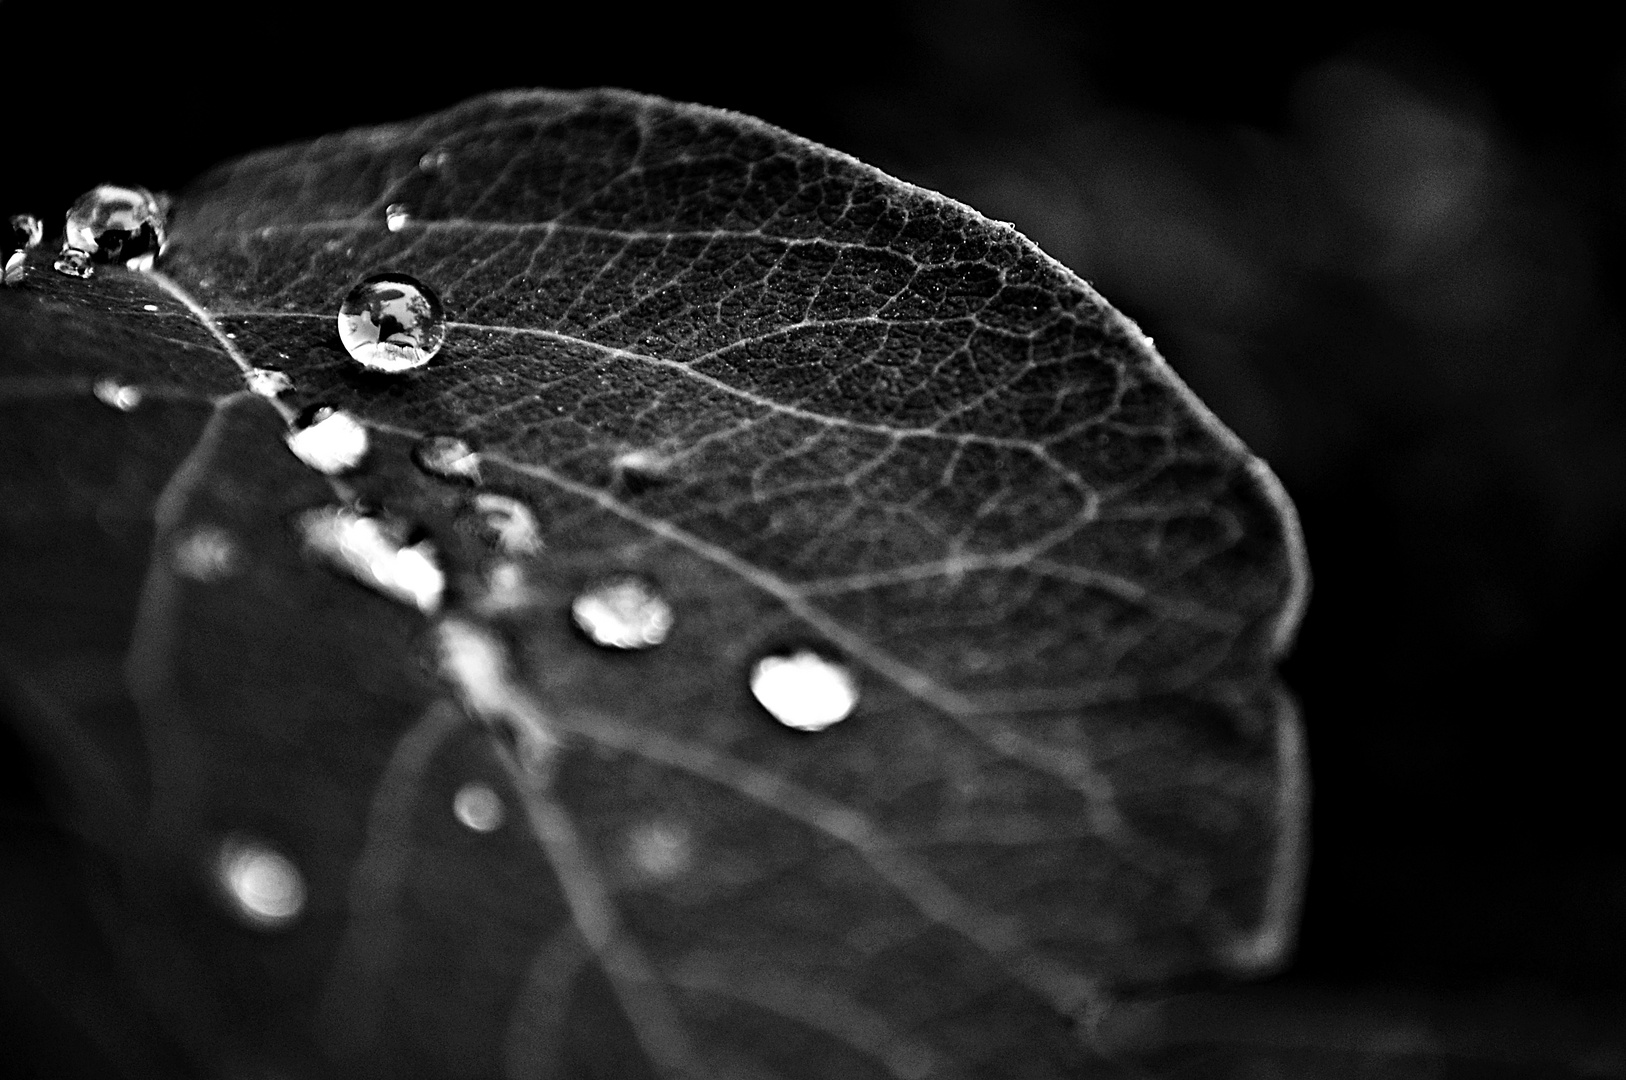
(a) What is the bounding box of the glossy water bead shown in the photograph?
[337,273,446,373]
[62,185,167,270]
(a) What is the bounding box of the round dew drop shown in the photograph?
[92,376,142,411]
[337,273,446,373]
[385,203,411,232]
[284,405,369,475]
[216,837,306,929]
[453,783,505,832]
[750,648,859,732]
[570,574,673,650]
[61,184,168,270]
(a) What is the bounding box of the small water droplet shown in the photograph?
[225,331,237,339]
[297,505,445,613]
[216,836,305,929]
[284,405,369,474]
[419,148,450,173]
[625,819,692,882]
[246,367,294,397]
[470,493,542,556]
[453,782,505,832]
[53,247,93,278]
[384,203,411,232]
[141,302,159,312]
[92,376,142,411]
[6,213,43,251]
[172,524,239,581]
[62,184,167,270]
[2,250,25,286]
[611,449,675,493]
[749,648,859,732]
[337,273,446,373]
[412,435,481,484]
[571,575,673,650]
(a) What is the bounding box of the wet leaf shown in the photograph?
[0,89,1308,1079]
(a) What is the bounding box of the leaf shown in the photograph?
[0,88,1309,1078]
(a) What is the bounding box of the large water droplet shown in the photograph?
[412,435,481,484]
[172,524,239,581]
[337,273,446,373]
[92,376,142,411]
[453,782,505,832]
[285,405,369,475]
[384,203,411,232]
[297,505,445,613]
[3,250,25,287]
[53,247,93,279]
[749,648,859,732]
[246,367,294,398]
[470,493,542,556]
[6,213,42,251]
[62,184,167,270]
[216,836,305,929]
[570,575,673,650]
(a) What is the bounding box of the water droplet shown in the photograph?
[384,203,411,232]
[246,367,294,397]
[570,575,673,650]
[625,819,692,882]
[471,560,531,615]
[419,148,450,173]
[452,782,505,832]
[284,405,369,475]
[53,247,93,278]
[611,449,675,493]
[412,435,481,484]
[6,213,42,251]
[297,505,445,613]
[216,836,305,929]
[172,524,239,581]
[2,250,25,286]
[336,273,446,373]
[141,303,159,312]
[470,493,542,556]
[92,376,142,411]
[62,184,167,270]
[749,648,859,732]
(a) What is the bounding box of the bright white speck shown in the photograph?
[750,648,859,732]
[142,303,159,312]
[571,575,673,650]
[92,377,142,411]
[172,525,239,581]
[297,506,445,613]
[284,407,369,474]
[217,837,305,928]
[453,782,505,832]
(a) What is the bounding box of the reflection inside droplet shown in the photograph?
[246,367,294,397]
[385,203,411,232]
[570,575,673,650]
[336,273,446,373]
[217,836,305,928]
[749,648,859,732]
[412,435,481,484]
[453,782,505,832]
[297,505,445,613]
[62,184,167,270]
[92,376,141,411]
[285,405,369,475]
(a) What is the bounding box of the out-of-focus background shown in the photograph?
[4,0,1623,1069]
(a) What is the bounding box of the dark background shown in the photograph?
[4,0,1624,1068]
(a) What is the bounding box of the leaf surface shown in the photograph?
[0,88,1309,1078]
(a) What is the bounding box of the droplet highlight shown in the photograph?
[246,367,294,397]
[453,782,505,832]
[412,435,481,484]
[92,376,142,411]
[141,303,159,312]
[470,493,542,556]
[612,449,675,493]
[216,836,305,929]
[750,648,859,732]
[6,213,42,252]
[384,203,411,232]
[62,184,167,270]
[297,505,445,613]
[2,250,25,286]
[336,273,446,373]
[53,247,93,279]
[285,405,369,475]
[172,525,239,581]
[571,575,673,650]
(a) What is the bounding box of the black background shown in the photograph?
[4,0,1624,1066]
